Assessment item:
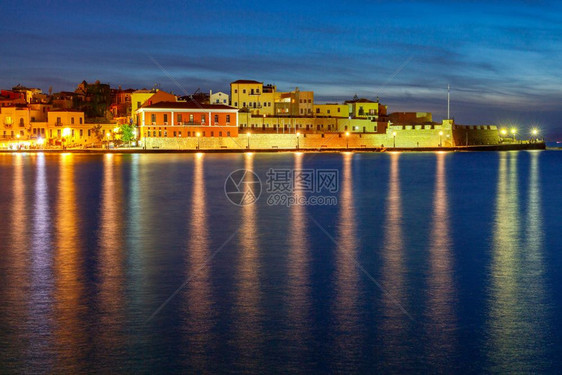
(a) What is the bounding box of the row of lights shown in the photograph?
[499,128,540,137]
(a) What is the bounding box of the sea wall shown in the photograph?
[452,125,500,146]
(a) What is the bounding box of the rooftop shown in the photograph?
[141,101,236,110]
[231,80,262,84]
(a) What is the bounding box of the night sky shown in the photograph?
[2,1,561,137]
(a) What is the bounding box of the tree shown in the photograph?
[91,124,103,145]
[120,123,134,145]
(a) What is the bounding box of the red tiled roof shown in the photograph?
[142,101,236,110]
[231,80,262,84]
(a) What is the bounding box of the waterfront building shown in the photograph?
[131,89,176,126]
[314,103,349,118]
[389,112,433,125]
[210,91,229,105]
[136,101,239,145]
[230,80,277,116]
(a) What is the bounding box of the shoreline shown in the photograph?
[0,142,546,154]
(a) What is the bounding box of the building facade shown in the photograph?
[137,101,239,144]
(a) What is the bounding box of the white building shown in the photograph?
[210,91,229,105]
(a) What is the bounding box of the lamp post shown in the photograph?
[106,132,111,149]
[296,132,300,150]
[196,132,201,150]
[345,131,350,149]
[439,131,443,147]
[392,131,396,148]
[531,128,538,143]
[247,132,251,149]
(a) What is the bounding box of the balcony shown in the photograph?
[55,122,63,127]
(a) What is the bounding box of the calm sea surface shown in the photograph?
[1,151,561,373]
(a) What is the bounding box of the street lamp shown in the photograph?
[247,132,251,149]
[439,131,443,147]
[345,131,350,149]
[196,132,201,150]
[392,131,397,148]
[106,132,111,149]
[296,132,300,150]
[500,129,507,136]
[62,128,71,150]
[511,128,517,142]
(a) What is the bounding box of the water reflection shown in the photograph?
[332,153,361,371]
[233,153,263,371]
[53,154,87,372]
[96,154,126,366]
[28,154,55,370]
[285,153,311,366]
[424,152,457,368]
[487,151,549,372]
[379,152,409,369]
[182,153,215,372]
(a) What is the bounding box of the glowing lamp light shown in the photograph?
[532,129,538,136]
[297,132,300,137]
[37,138,44,145]
[196,132,201,137]
[500,129,508,135]
[247,132,251,137]
[392,132,397,136]
[113,127,119,132]
[345,132,350,137]
[106,132,111,138]
[62,128,71,137]
[439,131,444,136]
[511,128,517,135]
[16,134,20,139]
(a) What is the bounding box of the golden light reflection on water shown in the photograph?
[53,153,87,371]
[285,152,311,362]
[487,151,548,372]
[234,153,263,370]
[182,153,215,372]
[97,154,126,362]
[379,152,408,365]
[424,152,457,367]
[332,152,361,369]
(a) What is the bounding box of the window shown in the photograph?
[31,117,35,122]
[337,108,340,112]
[177,114,182,122]
[219,131,222,137]
[151,114,156,123]
[234,89,238,94]
[189,114,194,123]
[188,131,191,137]
[56,117,61,124]
[201,115,205,124]
[71,117,74,124]
[164,114,168,123]
[137,101,141,108]
[227,131,230,137]
[214,114,219,123]
[80,117,83,124]
[243,102,246,107]
[147,131,151,137]
[33,128,37,134]
[316,108,319,114]
[88,129,91,136]
[19,118,24,127]
[80,129,83,137]
[164,131,167,137]
[234,102,238,106]
[72,129,75,137]
[211,131,214,137]
[243,89,246,94]
[226,115,230,123]
[173,131,176,137]
[57,130,61,137]
[5,116,12,124]
[251,89,254,94]
[158,130,162,137]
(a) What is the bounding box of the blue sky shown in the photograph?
[2,0,561,137]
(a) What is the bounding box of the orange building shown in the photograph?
[137,101,239,141]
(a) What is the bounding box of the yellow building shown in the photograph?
[131,90,156,124]
[314,103,349,117]
[345,98,387,120]
[0,106,31,141]
[230,80,277,115]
